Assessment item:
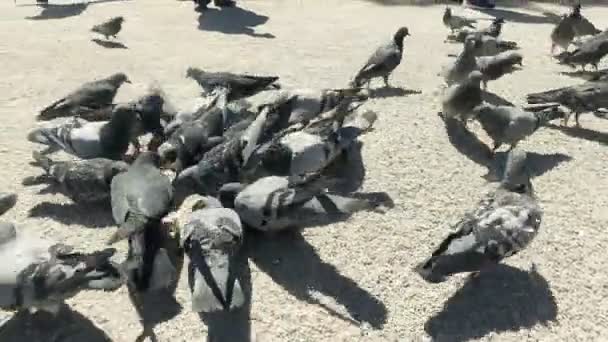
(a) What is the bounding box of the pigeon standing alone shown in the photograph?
[351,27,410,89]
[28,104,141,160]
[91,16,125,40]
[416,149,542,283]
[37,73,131,121]
[443,7,476,33]
[165,195,245,313]
[440,70,484,125]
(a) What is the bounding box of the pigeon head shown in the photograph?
[132,151,162,168]
[394,27,410,45]
[572,3,581,16]
[466,71,483,86]
[186,67,203,79]
[493,17,506,25]
[109,72,131,85]
[444,7,452,16]
[115,16,125,24]
[464,37,477,51]
[501,148,533,194]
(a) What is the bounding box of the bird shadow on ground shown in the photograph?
[197,6,275,39]
[367,87,422,99]
[323,142,366,194]
[0,305,111,342]
[546,123,608,145]
[130,289,183,342]
[441,117,572,180]
[198,251,252,342]
[559,69,608,81]
[246,230,388,329]
[28,201,115,228]
[425,264,558,342]
[471,7,560,24]
[482,90,515,107]
[23,0,129,20]
[91,39,128,49]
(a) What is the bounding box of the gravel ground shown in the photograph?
[0,1,607,341]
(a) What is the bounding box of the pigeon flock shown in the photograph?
[1,1,607,340]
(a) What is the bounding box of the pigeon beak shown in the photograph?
[125,79,132,84]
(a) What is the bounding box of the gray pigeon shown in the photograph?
[219,174,390,232]
[186,67,280,101]
[38,73,130,121]
[472,35,519,57]
[29,151,128,204]
[443,7,476,33]
[416,149,541,283]
[351,27,410,88]
[27,104,140,160]
[0,227,122,313]
[286,87,368,125]
[441,70,484,124]
[91,16,125,40]
[557,39,608,71]
[166,194,244,313]
[473,103,563,153]
[0,193,17,217]
[108,152,173,246]
[527,77,608,126]
[479,17,505,38]
[569,4,601,38]
[444,37,479,85]
[476,51,523,89]
[551,15,576,55]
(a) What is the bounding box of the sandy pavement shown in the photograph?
[0,0,607,341]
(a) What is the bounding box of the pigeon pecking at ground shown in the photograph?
[476,51,523,90]
[444,37,479,86]
[218,173,391,233]
[415,148,542,283]
[527,76,608,127]
[443,7,476,33]
[440,70,484,125]
[28,104,141,160]
[186,67,280,101]
[0,225,122,313]
[351,27,410,89]
[165,194,245,313]
[556,39,608,71]
[91,16,125,40]
[472,103,563,154]
[37,73,131,121]
[28,151,129,204]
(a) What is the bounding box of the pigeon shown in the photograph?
[108,152,173,246]
[443,7,476,33]
[37,73,131,121]
[440,70,484,124]
[286,87,367,125]
[241,108,377,182]
[165,194,244,312]
[29,151,128,204]
[569,4,601,38]
[194,0,236,11]
[556,39,608,71]
[219,174,390,232]
[91,16,125,40]
[444,37,479,85]
[0,226,122,313]
[472,35,519,57]
[479,17,505,38]
[476,51,523,89]
[28,104,141,160]
[527,77,608,126]
[175,97,297,196]
[0,193,17,217]
[551,15,576,55]
[473,103,563,153]
[351,27,410,88]
[415,148,541,283]
[186,67,280,101]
